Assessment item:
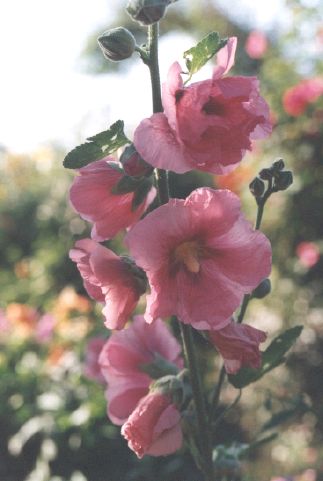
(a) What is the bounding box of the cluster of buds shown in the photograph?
[249,159,293,202]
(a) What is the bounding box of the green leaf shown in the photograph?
[63,120,129,169]
[183,32,228,81]
[228,326,303,389]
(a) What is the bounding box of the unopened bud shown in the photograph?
[249,177,265,198]
[272,158,285,172]
[120,144,153,178]
[274,170,293,191]
[252,278,271,299]
[126,0,175,26]
[259,168,273,181]
[97,27,136,62]
[150,370,191,408]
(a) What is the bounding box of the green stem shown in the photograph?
[147,23,170,205]
[209,365,226,424]
[146,23,213,480]
[180,324,214,481]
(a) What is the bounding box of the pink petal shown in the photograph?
[213,37,237,79]
[133,113,195,174]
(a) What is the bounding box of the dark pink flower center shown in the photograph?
[202,97,226,116]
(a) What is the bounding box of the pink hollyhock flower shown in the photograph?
[69,158,155,241]
[296,242,320,268]
[283,78,323,116]
[121,391,182,458]
[99,315,183,425]
[134,37,271,175]
[245,30,268,59]
[83,337,106,383]
[209,320,267,374]
[69,239,147,330]
[126,188,272,330]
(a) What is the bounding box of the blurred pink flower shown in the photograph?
[99,315,183,425]
[69,239,147,330]
[283,78,323,116]
[35,314,56,343]
[296,241,320,268]
[209,320,267,374]
[134,37,271,175]
[126,188,272,330]
[121,392,182,458]
[0,309,10,335]
[83,337,106,383]
[245,30,268,59]
[69,158,155,241]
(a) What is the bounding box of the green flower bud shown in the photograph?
[252,278,271,299]
[249,177,265,198]
[126,0,175,26]
[259,168,273,181]
[272,158,285,172]
[97,27,136,62]
[274,170,293,191]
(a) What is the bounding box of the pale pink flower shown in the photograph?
[83,337,106,383]
[209,320,267,374]
[121,392,182,458]
[245,30,268,59]
[69,239,147,330]
[283,78,323,116]
[296,242,320,268]
[126,188,272,330]
[35,314,56,343]
[69,158,155,241]
[134,37,271,175]
[99,315,183,425]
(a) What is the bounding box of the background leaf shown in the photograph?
[63,120,129,169]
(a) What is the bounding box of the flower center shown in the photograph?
[174,240,201,273]
[203,97,226,116]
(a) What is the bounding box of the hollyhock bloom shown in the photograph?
[296,242,320,268]
[121,392,182,458]
[69,158,155,241]
[283,78,323,116]
[69,239,147,330]
[134,37,271,175]
[209,320,267,374]
[99,315,183,425]
[245,30,268,59]
[83,337,106,383]
[126,188,272,330]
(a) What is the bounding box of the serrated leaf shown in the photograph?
[183,32,228,81]
[228,326,303,389]
[63,120,129,169]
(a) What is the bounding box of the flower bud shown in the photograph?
[97,27,136,62]
[274,170,293,191]
[259,168,273,180]
[126,0,174,26]
[252,278,271,299]
[272,158,285,172]
[120,144,153,178]
[249,177,265,198]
